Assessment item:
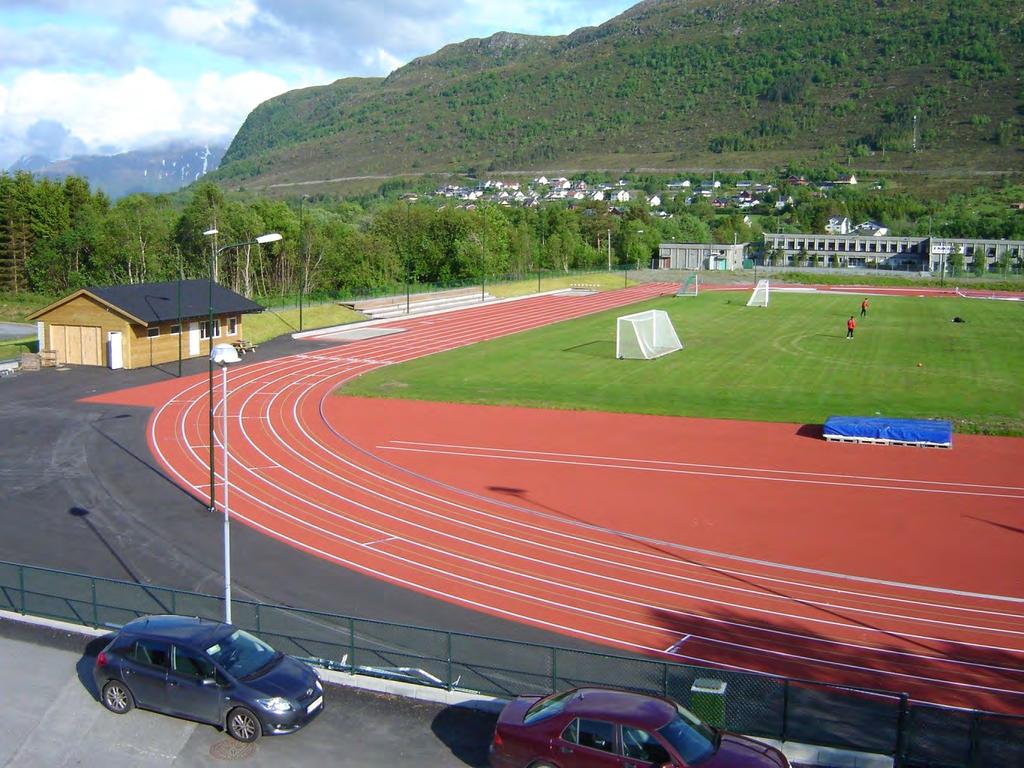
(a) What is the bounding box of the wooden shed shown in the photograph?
[26,280,263,370]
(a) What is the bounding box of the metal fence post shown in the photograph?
[662,662,668,697]
[781,678,790,742]
[967,710,982,768]
[348,617,356,672]
[446,632,453,691]
[255,603,261,634]
[551,647,558,693]
[91,578,98,628]
[18,564,25,614]
[894,693,910,768]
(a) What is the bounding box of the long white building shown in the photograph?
[762,233,1024,272]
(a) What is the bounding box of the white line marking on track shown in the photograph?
[665,635,691,654]
[380,444,1024,500]
[361,535,399,547]
[387,440,1024,492]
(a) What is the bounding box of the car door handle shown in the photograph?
[559,746,574,754]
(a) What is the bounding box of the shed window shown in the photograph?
[201,320,220,339]
[147,327,160,338]
[170,324,181,335]
[228,316,238,336]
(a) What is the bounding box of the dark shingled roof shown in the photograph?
[86,280,263,324]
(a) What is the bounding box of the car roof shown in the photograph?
[121,614,230,646]
[562,688,676,729]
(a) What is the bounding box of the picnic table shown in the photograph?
[231,339,258,355]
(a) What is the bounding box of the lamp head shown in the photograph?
[203,228,218,236]
[210,343,241,366]
[256,232,282,244]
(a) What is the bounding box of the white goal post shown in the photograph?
[616,310,683,360]
[676,273,699,297]
[747,279,770,307]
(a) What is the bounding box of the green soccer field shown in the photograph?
[340,290,1024,435]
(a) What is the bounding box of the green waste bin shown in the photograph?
[690,678,727,727]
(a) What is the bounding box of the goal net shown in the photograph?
[616,310,683,360]
[747,279,769,307]
[676,273,699,297]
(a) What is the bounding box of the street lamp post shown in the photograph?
[210,342,240,623]
[205,230,282,623]
[299,196,309,332]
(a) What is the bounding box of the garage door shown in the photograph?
[50,325,102,365]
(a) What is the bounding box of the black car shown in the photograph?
[93,614,324,741]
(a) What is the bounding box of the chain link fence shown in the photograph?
[1,559,1019,767]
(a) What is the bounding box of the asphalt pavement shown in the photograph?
[0,613,499,768]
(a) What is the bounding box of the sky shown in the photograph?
[0,0,638,170]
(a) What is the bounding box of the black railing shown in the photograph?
[0,559,1019,768]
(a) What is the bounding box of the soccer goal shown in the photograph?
[747,279,770,307]
[616,310,683,359]
[676,273,699,297]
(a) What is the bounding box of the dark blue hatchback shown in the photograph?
[93,615,324,741]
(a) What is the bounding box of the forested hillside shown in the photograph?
[217,0,1024,189]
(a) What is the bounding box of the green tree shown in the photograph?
[971,249,988,276]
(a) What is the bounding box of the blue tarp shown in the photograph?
[824,416,953,447]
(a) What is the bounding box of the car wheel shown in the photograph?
[101,680,134,714]
[226,706,262,742]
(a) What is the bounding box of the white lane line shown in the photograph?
[362,535,399,548]
[665,635,691,654]
[387,440,1024,493]
[380,444,1024,500]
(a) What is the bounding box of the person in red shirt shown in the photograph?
[847,315,856,339]
[860,297,869,317]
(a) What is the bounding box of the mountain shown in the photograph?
[217,0,1024,191]
[9,143,226,198]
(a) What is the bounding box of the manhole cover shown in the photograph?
[209,739,257,761]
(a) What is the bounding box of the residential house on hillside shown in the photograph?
[826,216,852,234]
[853,220,888,237]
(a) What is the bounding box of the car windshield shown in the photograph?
[657,704,717,765]
[523,689,579,725]
[205,630,280,679]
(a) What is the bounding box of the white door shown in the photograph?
[107,331,123,369]
[189,322,200,356]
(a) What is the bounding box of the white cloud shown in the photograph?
[162,0,261,46]
[0,65,309,167]
[190,70,293,136]
[7,68,182,149]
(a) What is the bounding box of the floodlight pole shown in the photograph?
[299,195,309,332]
[220,360,232,623]
[205,231,282,624]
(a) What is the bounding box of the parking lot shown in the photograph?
[0,615,498,767]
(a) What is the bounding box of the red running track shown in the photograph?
[87,284,1024,713]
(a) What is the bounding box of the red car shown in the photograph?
[489,687,789,768]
